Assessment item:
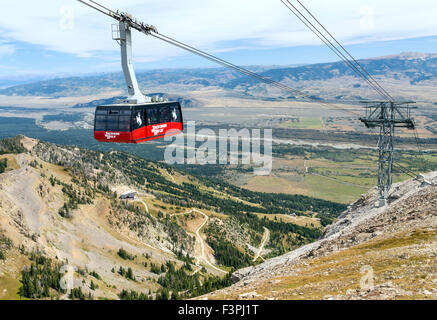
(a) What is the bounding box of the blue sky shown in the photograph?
[0,0,437,82]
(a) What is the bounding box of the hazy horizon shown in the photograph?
[1,48,436,89]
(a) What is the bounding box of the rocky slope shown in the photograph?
[203,172,437,300]
[0,136,340,300]
[0,137,193,300]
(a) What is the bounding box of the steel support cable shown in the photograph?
[151,33,301,95]
[412,127,427,169]
[293,0,395,102]
[392,162,417,178]
[78,2,300,98]
[393,168,416,180]
[283,0,393,102]
[88,0,113,13]
[281,0,393,102]
[77,0,361,117]
[78,0,115,17]
[393,162,416,175]
[152,32,304,95]
[392,163,411,176]
[149,31,361,117]
[281,0,388,100]
[282,0,381,96]
[393,166,416,179]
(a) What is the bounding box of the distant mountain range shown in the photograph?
[226,52,437,88]
[0,67,256,98]
[1,52,436,101]
[0,72,92,89]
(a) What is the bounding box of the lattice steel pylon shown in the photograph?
[360,101,416,206]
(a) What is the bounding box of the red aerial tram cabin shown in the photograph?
[88,10,185,144]
[94,102,183,144]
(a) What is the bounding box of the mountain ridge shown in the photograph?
[202,172,437,300]
[0,136,343,300]
[1,52,436,101]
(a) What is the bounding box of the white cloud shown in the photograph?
[0,0,436,62]
[0,44,15,56]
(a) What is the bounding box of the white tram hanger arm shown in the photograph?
[76,0,354,114]
[78,0,304,98]
[114,22,150,104]
[78,0,155,104]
